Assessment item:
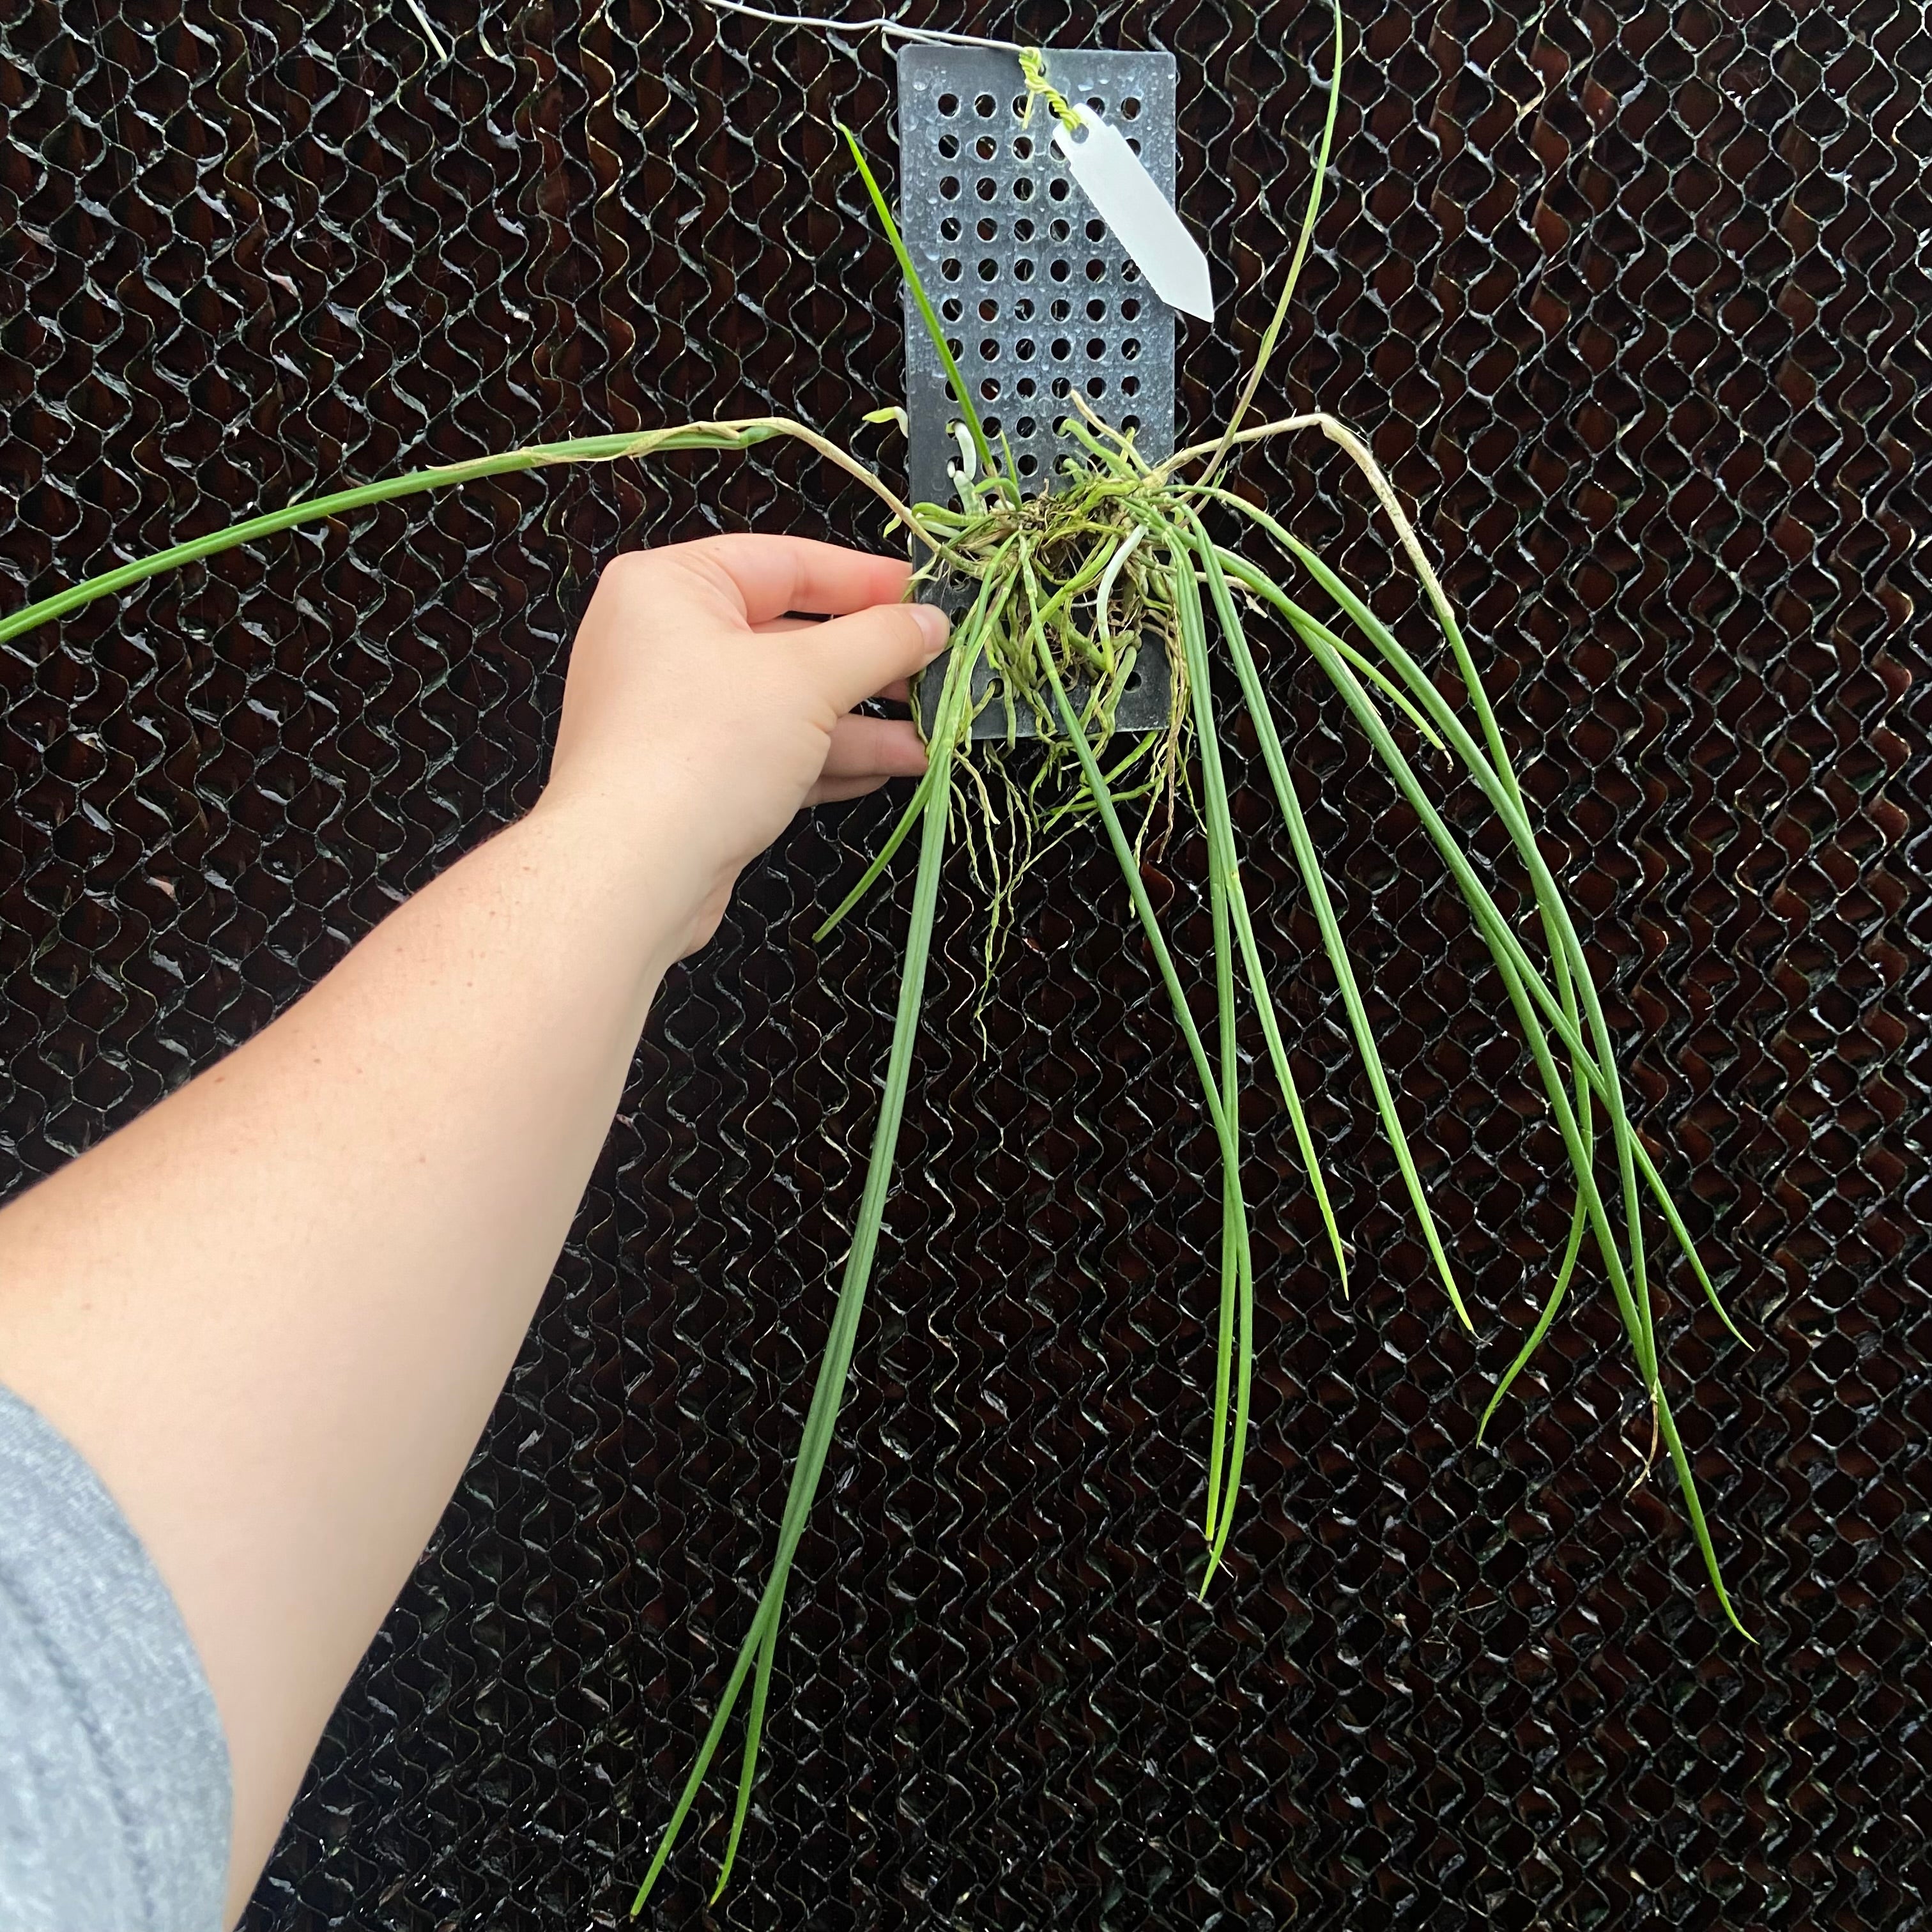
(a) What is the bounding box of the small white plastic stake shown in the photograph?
[1052,107,1215,323]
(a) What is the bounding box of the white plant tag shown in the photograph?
[1052,107,1214,323]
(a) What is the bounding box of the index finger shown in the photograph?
[685,533,914,625]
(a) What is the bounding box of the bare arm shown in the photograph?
[0,535,946,1921]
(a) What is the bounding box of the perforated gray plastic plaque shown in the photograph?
[899,46,1178,738]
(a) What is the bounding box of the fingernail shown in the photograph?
[912,602,950,661]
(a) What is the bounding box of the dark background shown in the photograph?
[3,1,1927,1926]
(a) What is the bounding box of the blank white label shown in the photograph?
[1051,109,1215,323]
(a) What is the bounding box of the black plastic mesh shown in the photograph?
[3,1,1928,1926]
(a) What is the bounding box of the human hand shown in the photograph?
[535,535,948,954]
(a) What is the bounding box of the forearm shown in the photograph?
[0,792,700,1915]
[0,532,938,1922]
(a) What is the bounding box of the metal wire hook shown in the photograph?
[697,0,1027,54]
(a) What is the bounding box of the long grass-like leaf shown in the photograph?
[0,420,947,649]
[1186,447,1693,1425]
[1214,554,1632,1223]
[1288,529,1720,1348]
[813,766,938,943]
[1202,550,1747,1632]
[1316,631,1449,749]
[1204,866,1245,1552]
[1211,540,1720,1335]
[1478,1201,1590,1442]
[633,615,979,1913]
[1219,500,1738,1348]
[1179,509,1471,1335]
[1290,620,1744,1627]
[1228,515,1602,1423]
[1200,0,1346,483]
[813,562,1011,942]
[1160,520,1349,1294]
[1153,519,1350,1579]
[1272,532,1662,1395]
[1016,545,1254,1593]
[840,124,996,487]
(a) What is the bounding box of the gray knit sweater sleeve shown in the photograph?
[0,1384,231,1931]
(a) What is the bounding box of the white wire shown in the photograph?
[698,0,1025,53]
[398,0,1012,75]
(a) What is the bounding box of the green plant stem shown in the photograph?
[1157,521,1346,1576]
[814,562,1014,942]
[631,618,977,1915]
[0,420,949,649]
[841,125,999,493]
[1202,546,1744,1630]
[1204,866,1245,1552]
[1198,0,1345,487]
[1198,487,1734,1348]
[1018,545,1254,1593]
[1271,530,1647,1394]
[1177,510,1471,1334]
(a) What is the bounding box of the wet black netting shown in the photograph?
[3,0,1928,1925]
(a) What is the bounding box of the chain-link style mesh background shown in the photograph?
[3,1,1927,1925]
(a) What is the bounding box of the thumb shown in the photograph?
[802,599,949,716]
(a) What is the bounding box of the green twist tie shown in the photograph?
[1018,48,1082,134]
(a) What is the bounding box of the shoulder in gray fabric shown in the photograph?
[0,1383,231,1932]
